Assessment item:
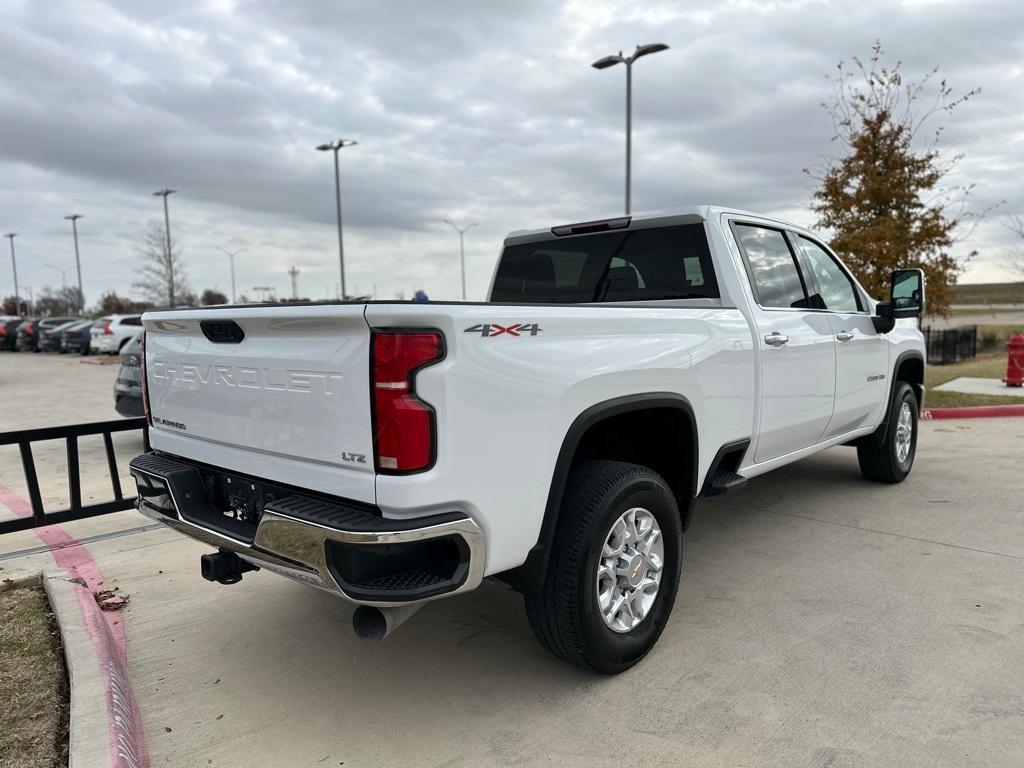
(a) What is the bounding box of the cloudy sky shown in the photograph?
[1,0,1021,307]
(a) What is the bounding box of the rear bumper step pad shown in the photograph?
[128,451,485,606]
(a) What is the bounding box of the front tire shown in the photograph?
[858,381,918,483]
[524,460,683,673]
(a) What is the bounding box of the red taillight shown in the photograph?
[26,325,35,337]
[103,321,113,335]
[140,331,152,426]
[371,331,444,473]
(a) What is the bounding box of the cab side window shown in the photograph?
[798,238,861,312]
[732,224,807,309]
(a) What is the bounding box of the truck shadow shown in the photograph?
[229,447,878,697]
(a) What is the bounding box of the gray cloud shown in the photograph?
[0,0,1021,308]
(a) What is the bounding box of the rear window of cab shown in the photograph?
[492,224,719,304]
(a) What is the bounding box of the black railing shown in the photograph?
[923,325,977,366]
[0,418,148,535]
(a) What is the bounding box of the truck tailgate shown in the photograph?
[142,305,375,503]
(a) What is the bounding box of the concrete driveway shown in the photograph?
[2,353,1023,767]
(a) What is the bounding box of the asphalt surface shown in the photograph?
[2,352,1023,767]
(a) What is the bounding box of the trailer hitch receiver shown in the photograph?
[201,549,260,585]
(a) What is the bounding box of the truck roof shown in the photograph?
[503,205,821,244]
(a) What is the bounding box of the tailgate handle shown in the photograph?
[200,320,245,344]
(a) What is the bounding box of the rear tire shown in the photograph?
[857,381,918,483]
[524,460,683,673]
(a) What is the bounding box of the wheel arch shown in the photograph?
[893,351,924,410]
[861,350,925,449]
[496,393,698,594]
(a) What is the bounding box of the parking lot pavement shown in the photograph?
[0,352,140,526]
[0,349,123,430]
[2,353,1024,767]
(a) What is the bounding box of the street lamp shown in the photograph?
[3,233,19,316]
[152,189,177,304]
[44,263,74,290]
[443,220,477,301]
[592,43,669,215]
[64,214,85,313]
[316,139,357,300]
[216,246,246,303]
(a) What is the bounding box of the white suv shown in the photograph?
[90,314,143,354]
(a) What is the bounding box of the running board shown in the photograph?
[701,470,749,497]
[700,438,752,497]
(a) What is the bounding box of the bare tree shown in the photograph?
[1002,214,1024,279]
[35,286,84,316]
[133,220,189,306]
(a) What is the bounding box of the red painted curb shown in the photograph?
[922,404,1024,420]
[0,484,150,768]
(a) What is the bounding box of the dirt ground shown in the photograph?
[0,586,69,768]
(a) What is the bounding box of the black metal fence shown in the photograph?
[0,418,148,535]
[923,325,977,366]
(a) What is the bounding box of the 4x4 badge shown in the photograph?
[464,323,542,337]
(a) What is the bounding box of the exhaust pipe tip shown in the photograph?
[352,604,421,641]
[352,606,388,641]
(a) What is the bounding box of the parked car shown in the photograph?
[39,319,83,352]
[15,317,77,352]
[114,332,144,417]
[130,206,926,673]
[0,317,23,351]
[60,319,96,355]
[90,314,143,354]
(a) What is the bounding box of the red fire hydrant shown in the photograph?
[1005,333,1024,387]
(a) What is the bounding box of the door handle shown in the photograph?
[836,331,854,342]
[764,332,789,347]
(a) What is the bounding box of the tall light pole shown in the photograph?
[4,233,19,315]
[316,139,357,300]
[216,246,245,303]
[592,43,669,215]
[443,220,477,301]
[64,214,85,313]
[45,263,74,290]
[152,189,177,305]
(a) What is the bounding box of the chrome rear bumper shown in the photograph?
[128,452,486,607]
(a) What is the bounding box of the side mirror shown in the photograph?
[872,269,925,333]
[890,268,925,318]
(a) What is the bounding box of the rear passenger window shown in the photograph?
[732,224,807,309]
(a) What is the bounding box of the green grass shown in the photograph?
[924,351,1024,408]
[951,281,1024,305]
[0,586,69,768]
[949,306,1022,316]
[974,325,1024,352]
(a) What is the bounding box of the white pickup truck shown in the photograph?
[130,207,926,673]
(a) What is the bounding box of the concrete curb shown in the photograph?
[44,573,113,768]
[922,404,1024,420]
[1,571,111,765]
[0,568,42,590]
[44,572,147,768]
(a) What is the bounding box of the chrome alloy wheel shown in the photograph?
[895,401,913,464]
[596,507,664,633]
